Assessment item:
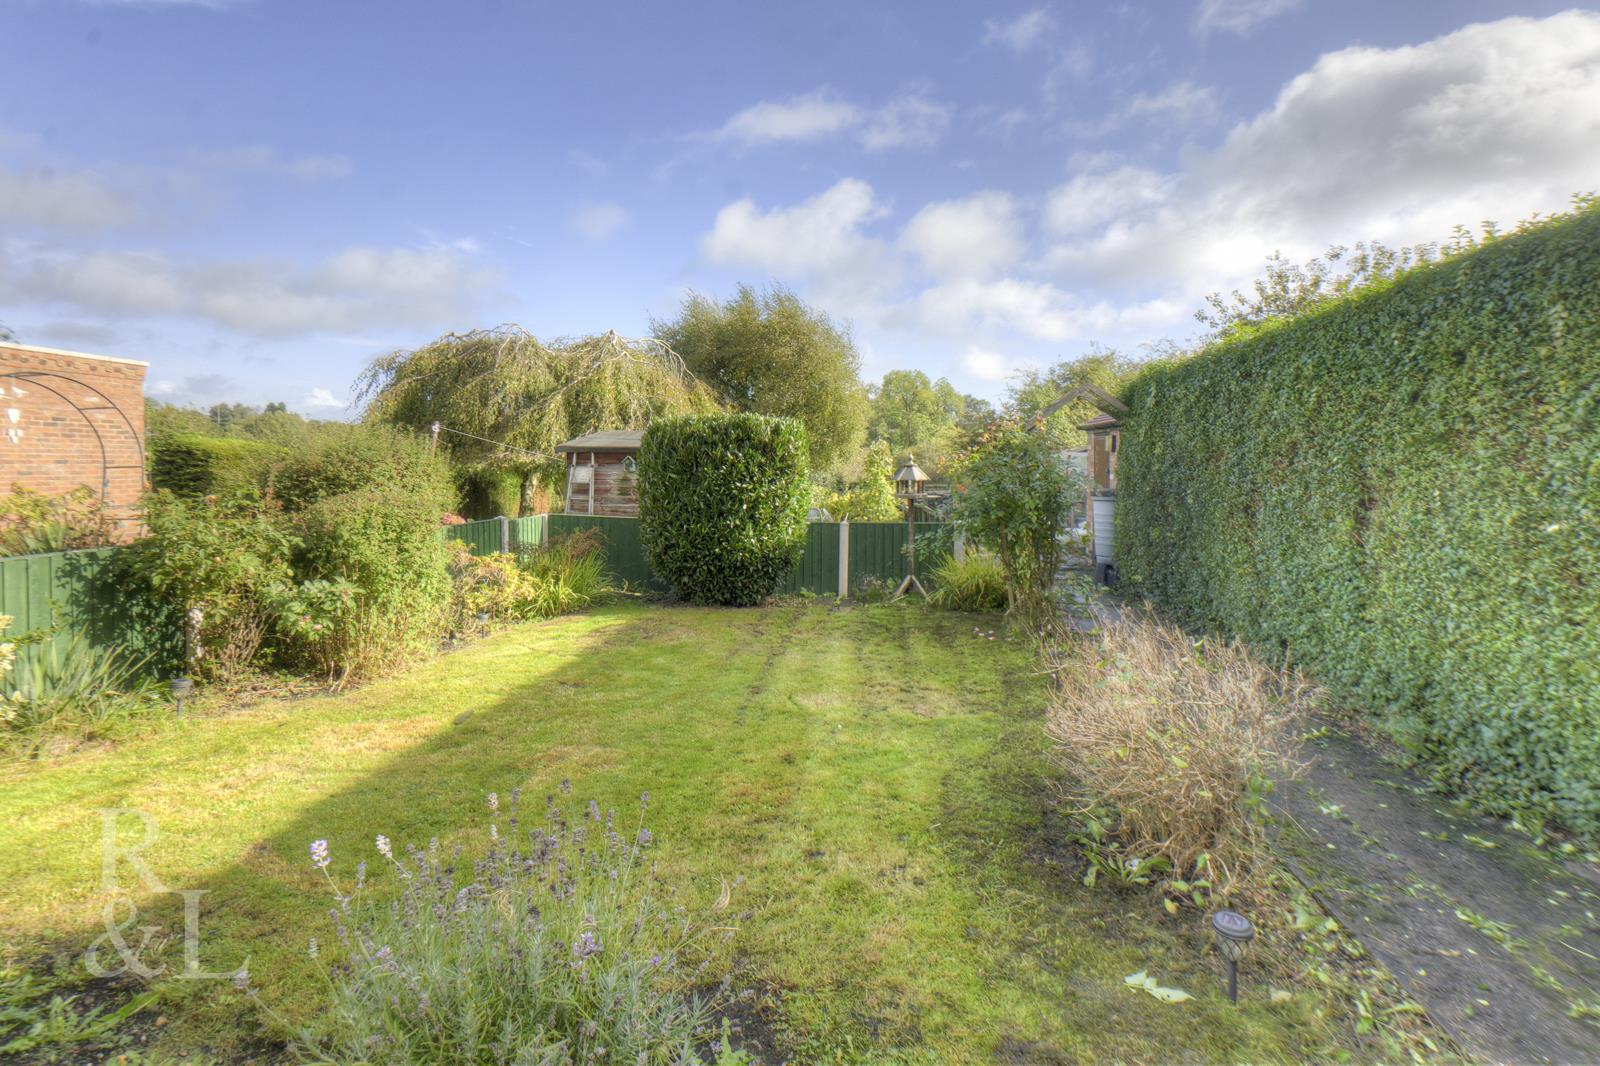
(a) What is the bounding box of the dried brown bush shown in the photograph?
[1048,610,1312,891]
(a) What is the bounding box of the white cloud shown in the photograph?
[1118,81,1219,125]
[704,178,887,276]
[1043,42,1095,107]
[859,94,952,151]
[185,145,353,181]
[1195,0,1302,36]
[899,191,1022,279]
[959,345,1015,383]
[0,166,141,231]
[1,240,494,337]
[983,7,1054,52]
[571,202,628,240]
[716,90,862,145]
[1046,12,1600,298]
[713,89,950,151]
[302,386,344,410]
[1045,165,1172,235]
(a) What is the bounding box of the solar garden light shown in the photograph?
[170,676,194,718]
[1211,910,1255,1004]
[476,611,491,637]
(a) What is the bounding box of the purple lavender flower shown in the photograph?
[375,834,393,859]
[586,799,601,822]
[559,778,572,795]
[636,828,653,847]
[572,930,603,959]
[310,839,330,869]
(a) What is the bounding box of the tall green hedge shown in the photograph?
[637,413,810,605]
[149,432,282,498]
[1116,204,1600,834]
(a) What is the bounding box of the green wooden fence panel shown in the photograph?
[781,522,841,595]
[508,514,547,550]
[0,548,180,675]
[445,518,505,556]
[547,514,658,588]
[538,516,943,597]
[844,522,949,594]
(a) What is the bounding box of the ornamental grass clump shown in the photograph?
[1048,611,1309,893]
[285,786,733,1065]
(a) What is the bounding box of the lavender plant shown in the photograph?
[282,786,736,1065]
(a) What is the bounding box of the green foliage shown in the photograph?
[118,492,295,677]
[455,463,524,519]
[1006,346,1137,450]
[287,790,727,1064]
[0,964,157,1061]
[927,552,1008,612]
[823,439,900,521]
[652,285,869,473]
[149,432,283,498]
[1,632,158,755]
[948,425,1081,627]
[1197,242,1442,340]
[0,486,113,556]
[1116,200,1600,834]
[637,413,810,606]
[270,424,454,515]
[358,327,721,502]
[866,370,988,477]
[447,531,613,625]
[294,487,452,682]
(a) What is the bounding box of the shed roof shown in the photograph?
[1078,412,1121,431]
[555,429,645,454]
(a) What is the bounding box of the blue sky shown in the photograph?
[2,0,1596,413]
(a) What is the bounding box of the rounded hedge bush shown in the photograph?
[637,413,810,606]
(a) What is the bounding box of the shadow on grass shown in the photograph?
[17,603,1355,1063]
[36,607,809,1057]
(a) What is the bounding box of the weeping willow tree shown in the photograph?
[356,327,722,513]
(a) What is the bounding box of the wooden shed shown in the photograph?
[556,429,644,517]
[1079,411,1120,493]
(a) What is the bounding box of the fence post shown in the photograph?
[837,519,850,599]
[499,515,510,554]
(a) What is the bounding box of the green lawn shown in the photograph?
[1,603,1356,1062]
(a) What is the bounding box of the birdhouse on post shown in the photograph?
[894,455,928,498]
[891,455,930,601]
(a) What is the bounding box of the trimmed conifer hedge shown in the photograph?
[1116,204,1600,834]
[637,413,810,605]
[149,432,282,498]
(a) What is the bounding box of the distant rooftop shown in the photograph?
[555,429,645,453]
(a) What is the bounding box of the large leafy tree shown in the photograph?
[356,328,721,510]
[867,369,992,479]
[651,285,869,473]
[869,370,964,452]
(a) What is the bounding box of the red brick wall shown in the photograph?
[0,343,148,541]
